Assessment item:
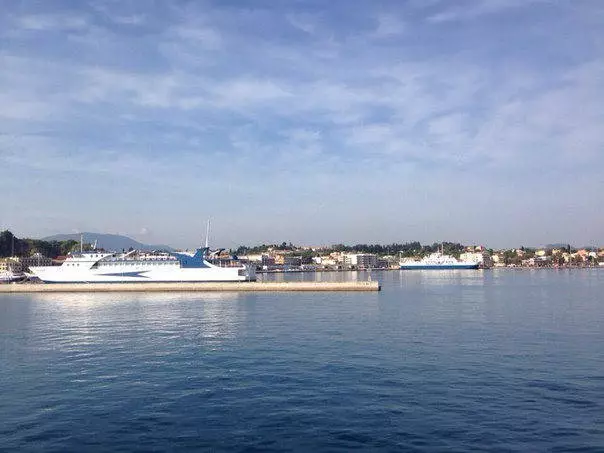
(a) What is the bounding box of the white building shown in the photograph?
[239,254,263,263]
[343,253,378,269]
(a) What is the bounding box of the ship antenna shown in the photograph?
[80,233,83,253]
[204,219,210,249]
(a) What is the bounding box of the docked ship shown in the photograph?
[0,270,25,283]
[399,251,480,270]
[28,248,256,283]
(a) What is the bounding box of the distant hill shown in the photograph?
[43,233,175,252]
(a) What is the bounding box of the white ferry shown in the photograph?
[400,251,480,270]
[0,270,25,283]
[28,248,255,283]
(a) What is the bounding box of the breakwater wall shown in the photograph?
[0,281,380,293]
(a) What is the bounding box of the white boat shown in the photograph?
[400,250,480,270]
[0,270,25,283]
[28,248,256,283]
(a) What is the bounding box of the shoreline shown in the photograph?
[257,266,603,273]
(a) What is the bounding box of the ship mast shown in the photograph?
[204,219,210,249]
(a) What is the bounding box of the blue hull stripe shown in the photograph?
[98,271,150,278]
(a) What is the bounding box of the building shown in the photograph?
[283,256,301,267]
[313,256,338,267]
[343,253,378,269]
[300,255,313,265]
[261,255,275,267]
[239,254,264,263]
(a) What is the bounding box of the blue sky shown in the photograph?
[1,0,603,249]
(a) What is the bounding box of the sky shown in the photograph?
[1,0,603,249]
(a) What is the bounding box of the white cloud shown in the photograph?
[373,14,405,37]
[16,13,89,31]
[286,13,319,34]
[427,0,550,23]
[170,24,223,50]
[213,78,293,106]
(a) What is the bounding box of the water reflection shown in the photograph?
[28,291,240,307]
[260,270,376,283]
[399,269,487,287]
[2,292,248,356]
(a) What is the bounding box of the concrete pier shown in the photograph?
[0,281,380,293]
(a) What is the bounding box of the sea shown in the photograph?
[1,269,603,452]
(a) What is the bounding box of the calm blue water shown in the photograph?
[1,270,603,452]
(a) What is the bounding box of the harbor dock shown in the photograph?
[0,281,380,293]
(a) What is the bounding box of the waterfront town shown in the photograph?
[234,245,604,271]
[1,230,603,276]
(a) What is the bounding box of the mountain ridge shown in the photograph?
[42,233,175,252]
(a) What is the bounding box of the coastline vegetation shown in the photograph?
[234,241,466,258]
[0,230,79,258]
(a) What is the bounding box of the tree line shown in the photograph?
[234,241,466,258]
[0,230,80,258]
